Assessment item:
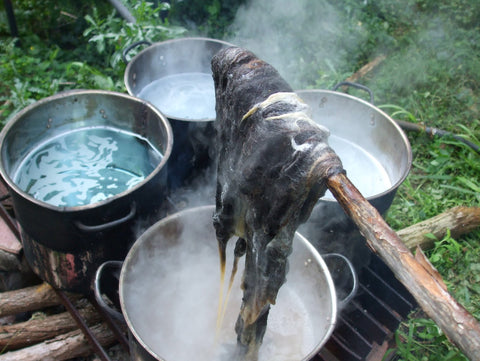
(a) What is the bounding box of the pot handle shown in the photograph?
[94,260,125,322]
[322,253,358,308]
[122,40,152,64]
[74,202,136,233]
[332,81,375,104]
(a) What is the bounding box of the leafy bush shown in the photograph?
[0,1,186,124]
[83,2,186,69]
[168,0,246,38]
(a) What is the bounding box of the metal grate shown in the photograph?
[315,249,417,361]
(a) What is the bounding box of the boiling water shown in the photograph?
[123,231,318,361]
[13,127,162,207]
[322,135,392,200]
[137,72,216,120]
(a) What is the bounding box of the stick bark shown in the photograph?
[397,206,480,250]
[0,283,73,317]
[0,303,101,350]
[326,172,480,361]
[345,54,386,83]
[0,322,116,361]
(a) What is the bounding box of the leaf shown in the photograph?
[456,177,480,193]
[92,74,114,90]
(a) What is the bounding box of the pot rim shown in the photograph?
[119,205,338,361]
[124,37,234,122]
[0,89,173,212]
[296,88,413,203]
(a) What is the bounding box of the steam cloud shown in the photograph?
[224,0,472,101]
[225,0,368,89]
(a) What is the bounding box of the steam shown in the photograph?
[122,207,328,361]
[225,0,367,89]
[224,0,474,103]
[131,165,217,242]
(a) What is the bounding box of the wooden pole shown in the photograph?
[397,206,480,251]
[345,55,387,83]
[326,172,480,361]
[0,322,116,361]
[0,283,61,317]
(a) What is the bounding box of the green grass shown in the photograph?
[385,230,480,361]
[1,0,480,360]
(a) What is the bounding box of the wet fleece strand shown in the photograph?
[212,47,344,360]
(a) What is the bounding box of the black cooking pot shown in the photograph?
[123,37,233,189]
[0,90,173,293]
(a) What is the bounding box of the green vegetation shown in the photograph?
[1,0,479,359]
[0,0,186,121]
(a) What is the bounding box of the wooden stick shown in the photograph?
[0,283,66,317]
[0,322,116,361]
[0,304,101,351]
[345,54,386,83]
[397,206,480,250]
[326,172,480,361]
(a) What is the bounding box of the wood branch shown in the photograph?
[0,283,78,317]
[326,172,480,361]
[397,206,480,250]
[0,322,116,361]
[345,54,386,83]
[0,303,101,350]
[0,283,59,317]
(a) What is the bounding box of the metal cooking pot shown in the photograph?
[124,37,234,189]
[295,86,411,263]
[0,90,173,293]
[95,205,357,361]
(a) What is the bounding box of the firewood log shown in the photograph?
[397,206,480,250]
[0,283,77,317]
[0,322,116,361]
[345,54,386,83]
[0,303,101,350]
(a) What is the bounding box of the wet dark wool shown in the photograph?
[212,47,344,360]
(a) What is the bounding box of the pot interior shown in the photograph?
[125,37,233,121]
[120,205,337,361]
[296,90,412,202]
[0,90,172,208]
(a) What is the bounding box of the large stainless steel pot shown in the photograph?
[296,87,411,260]
[99,205,356,361]
[124,37,233,189]
[0,90,173,293]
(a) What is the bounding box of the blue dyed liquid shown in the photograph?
[13,127,162,207]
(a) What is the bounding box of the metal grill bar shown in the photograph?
[54,289,113,361]
[317,251,417,361]
[362,266,415,317]
[89,294,130,353]
[342,301,389,345]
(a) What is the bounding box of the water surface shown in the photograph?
[138,72,216,120]
[13,126,162,207]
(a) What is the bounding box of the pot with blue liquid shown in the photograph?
[0,90,173,293]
